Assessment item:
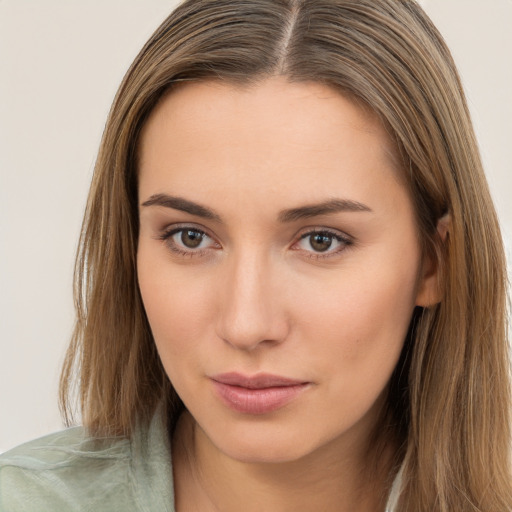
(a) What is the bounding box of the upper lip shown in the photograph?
[210,372,307,389]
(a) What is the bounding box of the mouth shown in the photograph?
[210,372,311,415]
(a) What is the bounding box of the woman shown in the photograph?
[1,0,510,510]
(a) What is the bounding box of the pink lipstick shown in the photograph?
[210,372,310,414]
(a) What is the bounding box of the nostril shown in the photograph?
[216,302,289,351]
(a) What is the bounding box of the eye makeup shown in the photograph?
[155,223,354,261]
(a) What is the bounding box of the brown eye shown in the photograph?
[309,233,333,252]
[295,229,351,258]
[161,227,217,256]
[181,229,204,248]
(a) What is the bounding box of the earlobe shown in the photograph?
[415,213,451,308]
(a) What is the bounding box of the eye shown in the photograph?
[295,229,352,258]
[159,226,219,256]
[175,229,207,249]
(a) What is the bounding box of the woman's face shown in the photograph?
[137,77,435,464]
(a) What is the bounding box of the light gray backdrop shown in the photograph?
[1,0,511,453]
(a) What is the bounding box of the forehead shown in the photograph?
[137,77,406,216]
[141,77,390,153]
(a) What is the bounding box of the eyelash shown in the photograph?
[156,225,353,260]
[156,226,215,258]
[295,229,353,259]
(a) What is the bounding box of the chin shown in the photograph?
[222,441,311,465]
[202,421,323,465]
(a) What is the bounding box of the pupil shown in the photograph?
[181,230,203,248]
[310,233,332,252]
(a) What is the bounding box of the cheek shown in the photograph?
[292,254,419,391]
[137,247,215,368]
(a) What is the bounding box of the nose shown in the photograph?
[215,250,290,351]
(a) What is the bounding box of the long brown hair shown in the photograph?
[60,0,512,509]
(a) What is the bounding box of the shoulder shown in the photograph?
[0,427,135,511]
[0,410,175,511]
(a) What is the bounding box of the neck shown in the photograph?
[171,411,397,512]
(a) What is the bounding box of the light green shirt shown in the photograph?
[0,409,175,512]
[0,409,401,511]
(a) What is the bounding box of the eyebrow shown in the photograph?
[141,194,372,223]
[141,194,222,222]
[277,198,372,222]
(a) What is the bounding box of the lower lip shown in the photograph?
[211,381,309,414]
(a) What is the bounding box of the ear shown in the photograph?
[415,213,451,307]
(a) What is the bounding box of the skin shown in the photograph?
[137,77,439,512]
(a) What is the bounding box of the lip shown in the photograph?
[210,372,310,414]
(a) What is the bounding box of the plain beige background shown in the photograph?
[1,0,511,453]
